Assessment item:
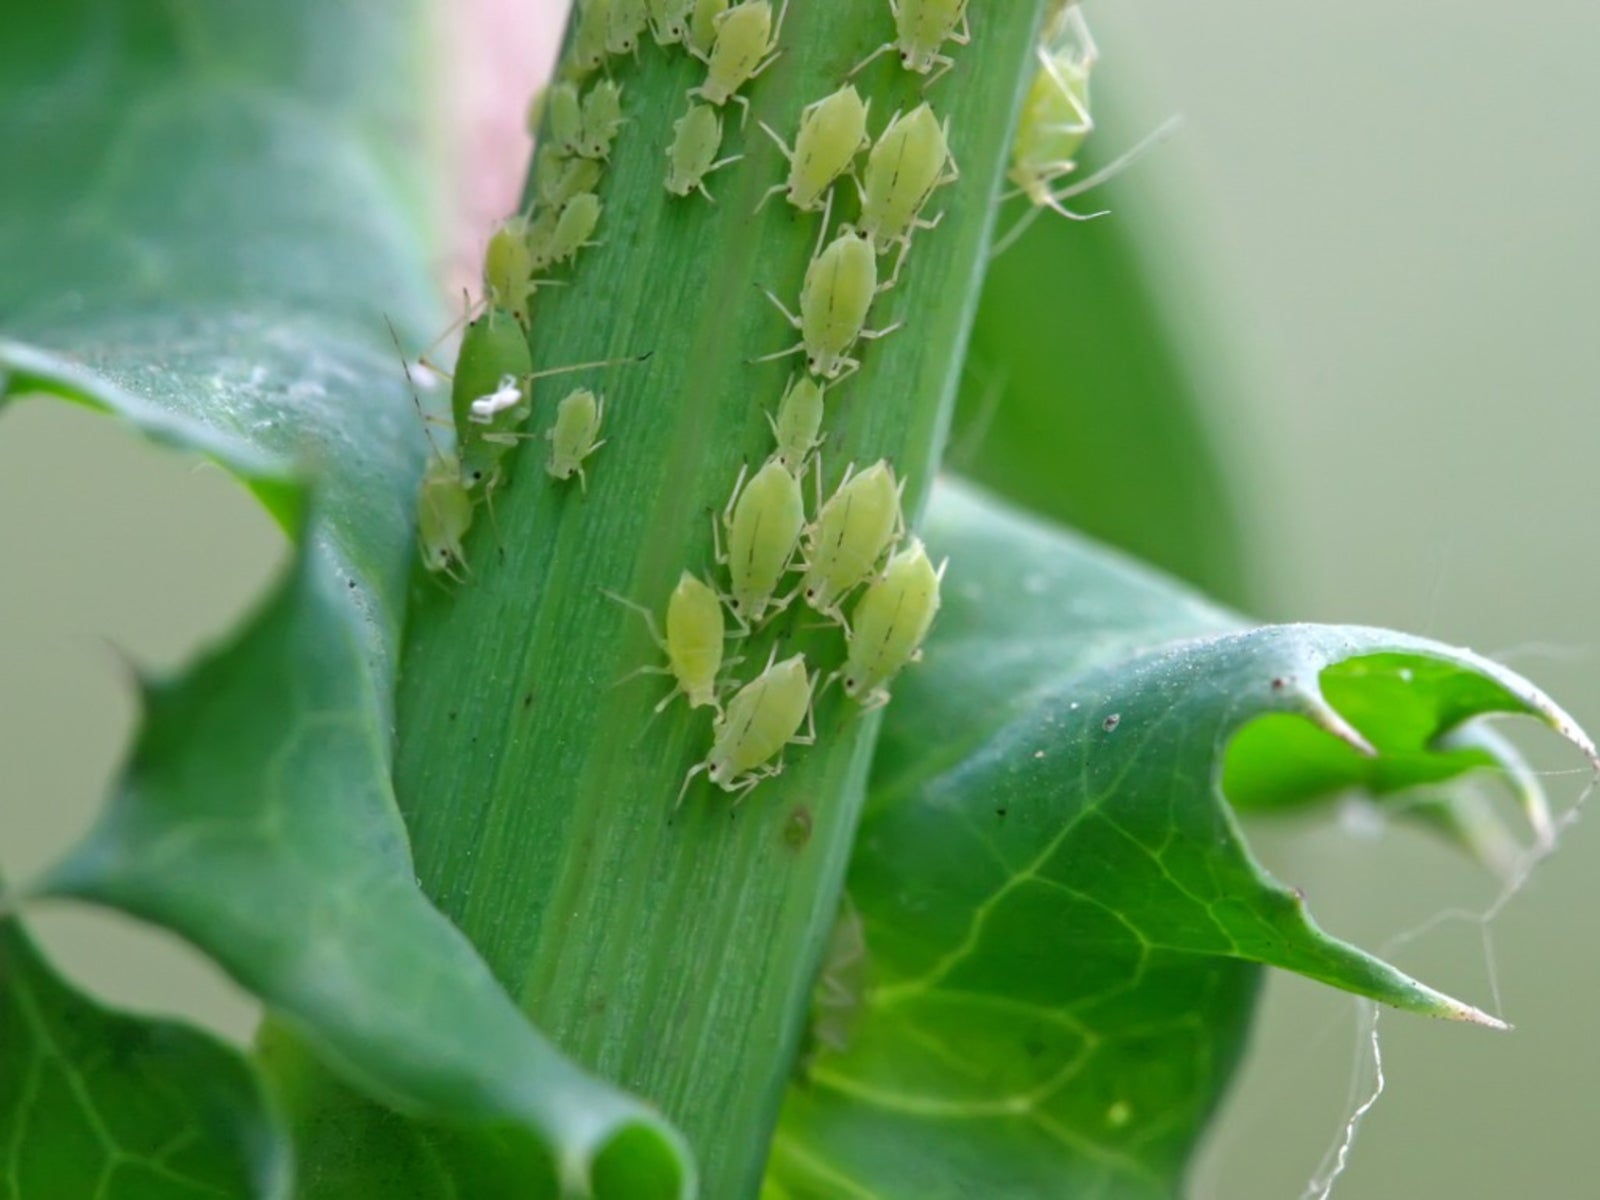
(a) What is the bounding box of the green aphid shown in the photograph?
[664,102,742,202]
[606,0,650,55]
[545,387,606,490]
[715,458,806,630]
[840,537,944,710]
[689,0,787,123]
[417,450,475,581]
[688,0,730,58]
[578,79,625,160]
[850,0,970,85]
[799,459,903,627]
[607,571,729,714]
[766,375,825,475]
[756,84,871,213]
[451,310,534,492]
[853,103,959,259]
[568,0,613,76]
[678,651,815,806]
[547,81,585,156]
[483,216,538,327]
[758,227,898,381]
[648,0,697,45]
[528,192,603,270]
[534,146,603,210]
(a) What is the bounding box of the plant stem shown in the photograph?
[395,5,1048,1193]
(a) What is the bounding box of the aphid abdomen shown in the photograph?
[664,572,725,708]
[842,538,944,707]
[722,460,806,626]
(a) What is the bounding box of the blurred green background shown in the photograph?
[2,2,1594,1196]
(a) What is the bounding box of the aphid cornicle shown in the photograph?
[678,652,816,807]
[688,0,729,55]
[665,103,742,202]
[689,0,787,121]
[756,84,872,213]
[606,0,650,55]
[450,311,533,492]
[799,459,903,626]
[545,388,606,489]
[607,571,728,713]
[547,81,585,156]
[766,375,825,475]
[648,0,697,45]
[853,103,959,259]
[578,79,625,160]
[715,459,806,630]
[758,227,898,381]
[851,0,971,84]
[840,537,945,710]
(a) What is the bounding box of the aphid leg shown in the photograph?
[884,239,913,289]
[676,761,709,810]
[922,52,957,89]
[697,153,744,204]
[760,285,802,329]
[847,40,893,80]
[989,203,1046,260]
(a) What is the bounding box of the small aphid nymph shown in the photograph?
[417,451,474,581]
[688,0,729,56]
[546,388,607,490]
[678,651,816,806]
[799,459,904,626]
[534,148,603,211]
[840,538,945,709]
[766,375,825,475]
[568,0,613,76]
[851,0,971,84]
[578,79,625,160]
[530,192,603,269]
[665,103,742,202]
[853,103,959,261]
[606,0,650,55]
[483,216,537,326]
[689,0,787,122]
[608,571,728,713]
[547,81,585,155]
[715,459,806,630]
[759,227,898,381]
[756,84,871,213]
[648,0,697,44]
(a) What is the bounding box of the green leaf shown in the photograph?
[0,2,691,1194]
[955,90,1255,608]
[0,911,288,1200]
[768,482,1592,1198]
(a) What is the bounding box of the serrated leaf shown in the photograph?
[0,2,692,1194]
[0,911,289,1200]
[768,482,1593,1198]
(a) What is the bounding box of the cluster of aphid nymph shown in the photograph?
[401,1,1112,810]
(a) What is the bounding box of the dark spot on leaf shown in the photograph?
[1271,676,1289,690]
[784,806,813,849]
[995,808,1007,818]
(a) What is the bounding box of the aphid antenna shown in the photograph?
[416,287,481,372]
[525,349,654,386]
[676,762,707,810]
[1046,112,1186,205]
[384,316,455,456]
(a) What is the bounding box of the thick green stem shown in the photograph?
[396,5,1047,1194]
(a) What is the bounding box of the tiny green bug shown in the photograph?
[766,375,825,475]
[533,146,603,211]
[607,571,729,714]
[688,0,729,55]
[606,0,650,55]
[648,0,697,44]
[678,650,816,806]
[451,310,534,491]
[850,0,970,85]
[578,79,625,160]
[715,458,806,630]
[568,0,612,76]
[417,450,475,581]
[529,191,603,270]
[839,537,944,710]
[664,102,742,202]
[758,226,898,381]
[852,103,959,263]
[689,0,787,123]
[547,81,585,156]
[545,387,606,490]
[756,84,872,213]
[799,459,904,626]
[483,216,538,327]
